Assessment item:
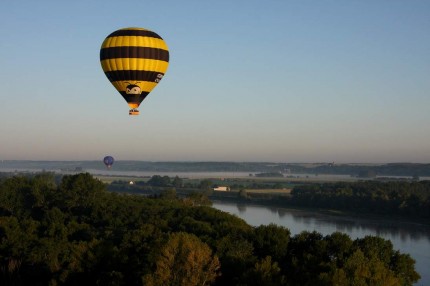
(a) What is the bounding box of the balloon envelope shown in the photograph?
[103,156,114,169]
[100,27,169,115]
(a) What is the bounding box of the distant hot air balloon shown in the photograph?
[100,27,170,115]
[103,156,114,169]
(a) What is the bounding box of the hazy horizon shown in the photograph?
[0,159,427,165]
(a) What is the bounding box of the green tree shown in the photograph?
[215,234,256,284]
[143,232,220,286]
[354,236,394,265]
[58,173,106,211]
[331,249,401,286]
[148,175,171,187]
[28,172,57,210]
[160,188,177,200]
[199,179,213,191]
[0,176,32,217]
[244,256,286,286]
[286,231,329,285]
[172,176,183,188]
[325,232,353,265]
[253,224,290,262]
[390,251,421,286]
[0,217,40,284]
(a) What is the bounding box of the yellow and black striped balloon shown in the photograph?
[100,27,169,113]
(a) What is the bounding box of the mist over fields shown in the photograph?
[1,160,430,178]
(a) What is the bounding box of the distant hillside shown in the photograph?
[1,160,430,177]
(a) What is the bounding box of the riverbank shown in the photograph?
[209,190,430,227]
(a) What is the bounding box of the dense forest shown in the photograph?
[0,173,421,285]
[289,181,430,218]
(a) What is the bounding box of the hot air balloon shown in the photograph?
[100,27,169,115]
[103,156,114,169]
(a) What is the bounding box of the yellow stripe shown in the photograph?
[101,58,169,73]
[101,36,168,50]
[112,81,159,93]
[128,103,140,109]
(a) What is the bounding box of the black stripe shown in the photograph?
[107,29,163,39]
[105,70,165,83]
[120,92,150,104]
[100,47,169,62]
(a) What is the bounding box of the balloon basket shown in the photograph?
[129,109,140,116]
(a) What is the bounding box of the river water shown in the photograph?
[212,202,430,286]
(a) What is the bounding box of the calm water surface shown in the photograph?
[213,202,430,286]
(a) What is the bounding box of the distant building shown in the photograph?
[213,186,230,192]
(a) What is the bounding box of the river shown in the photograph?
[212,202,430,286]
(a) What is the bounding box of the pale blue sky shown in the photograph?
[0,0,429,163]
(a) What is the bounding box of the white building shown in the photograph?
[213,186,230,192]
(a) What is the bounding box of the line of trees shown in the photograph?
[0,173,421,285]
[210,180,430,220]
[288,181,430,218]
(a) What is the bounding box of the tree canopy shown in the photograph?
[0,173,421,285]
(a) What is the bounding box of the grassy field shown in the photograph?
[95,173,357,193]
[243,188,292,194]
[95,175,149,184]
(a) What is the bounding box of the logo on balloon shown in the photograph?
[125,83,142,95]
[155,74,164,83]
